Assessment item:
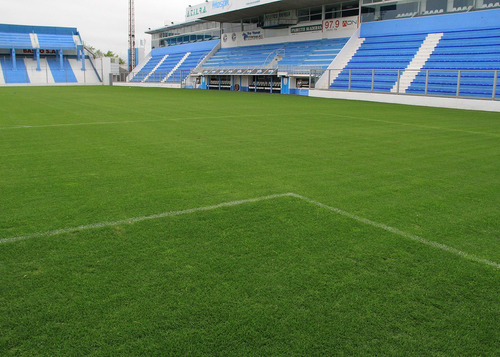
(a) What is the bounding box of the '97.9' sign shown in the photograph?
[323,16,359,32]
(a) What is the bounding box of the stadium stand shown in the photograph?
[329,34,428,92]
[406,28,500,98]
[0,24,101,85]
[203,38,349,71]
[127,1,499,107]
[129,40,218,83]
[327,9,500,99]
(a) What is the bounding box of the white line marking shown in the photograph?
[0,114,286,131]
[288,193,500,270]
[0,193,294,245]
[317,113,500,138]
[1,192,498,270]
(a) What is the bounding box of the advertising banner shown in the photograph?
[323,16,359,32]
[264,10,298,28]
[290,24,323,34]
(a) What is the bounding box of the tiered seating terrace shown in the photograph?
[406,27,500,98]
[330,34,426,92]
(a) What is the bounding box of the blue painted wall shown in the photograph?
[1,58,30,83]
[151,40,219,56]
[360,9,500,37]
[291,89,310,96]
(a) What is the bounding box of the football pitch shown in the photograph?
[1,86,499,355]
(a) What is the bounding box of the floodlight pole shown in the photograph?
[128,0,136,72]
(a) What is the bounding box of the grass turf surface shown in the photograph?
[0,86,499,355]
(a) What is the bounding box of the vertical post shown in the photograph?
[371,69,375,92]
[81,50,86,72]
[270,76,273,94]
[255,76,257,92]
[456,70,461,97]
[397,69,401,94]
[36,49,41,71]
[59,50,64,70]
[492,70,497,100]
[348,69,352,91]
[11,48,16,71]
[425,69,429,95]
[129,0,136,72]
[328,69,331,88]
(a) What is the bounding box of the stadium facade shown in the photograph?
[127,0,500,110]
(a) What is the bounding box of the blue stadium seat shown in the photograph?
[131,40,218,83]
[37,34,76,50]
[203,38,349,71]
[0,32,32,49]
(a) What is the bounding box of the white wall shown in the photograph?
[309,89,500,112]
[24,58,55,84]
[0,62,4,84]
[221,17,359,48]
[94,57,114,85]
[68,59,101,85]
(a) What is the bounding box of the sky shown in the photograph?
[0,0,197,58]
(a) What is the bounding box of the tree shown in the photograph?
[87,45,125,65]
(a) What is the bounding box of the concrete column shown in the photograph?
[81,49,86,71]
[36,49,41,71]
[447,0,454,12]
[11,48,17,70]
[59,50,64,70]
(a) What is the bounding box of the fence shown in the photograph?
[315,68,500,100]
[128,70,192,85]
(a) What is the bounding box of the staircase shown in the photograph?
[30,33,39,49]
[329,37,365,83]
[162,52,191,83]
[391,33,443,93]
[143,54,169,82]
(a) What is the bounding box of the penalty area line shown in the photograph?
[288,193,500,270]
[0,193,295,245]
[1,192,498,270]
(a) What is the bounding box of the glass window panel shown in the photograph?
[426,0,447,11]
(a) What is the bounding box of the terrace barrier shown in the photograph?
[315,68,500,100]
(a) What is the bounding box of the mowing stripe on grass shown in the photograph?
[289,193,500,270]
[1,192,498,270]
[0,193,294,245]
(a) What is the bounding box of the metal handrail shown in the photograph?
[323,68,500,101]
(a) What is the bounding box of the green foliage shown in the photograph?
[0,87,499,355]
[87,45,124,64]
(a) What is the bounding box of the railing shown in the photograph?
[128,70,192,85]
[317,68,500,100]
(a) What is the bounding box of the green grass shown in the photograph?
[0,86,499,355]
